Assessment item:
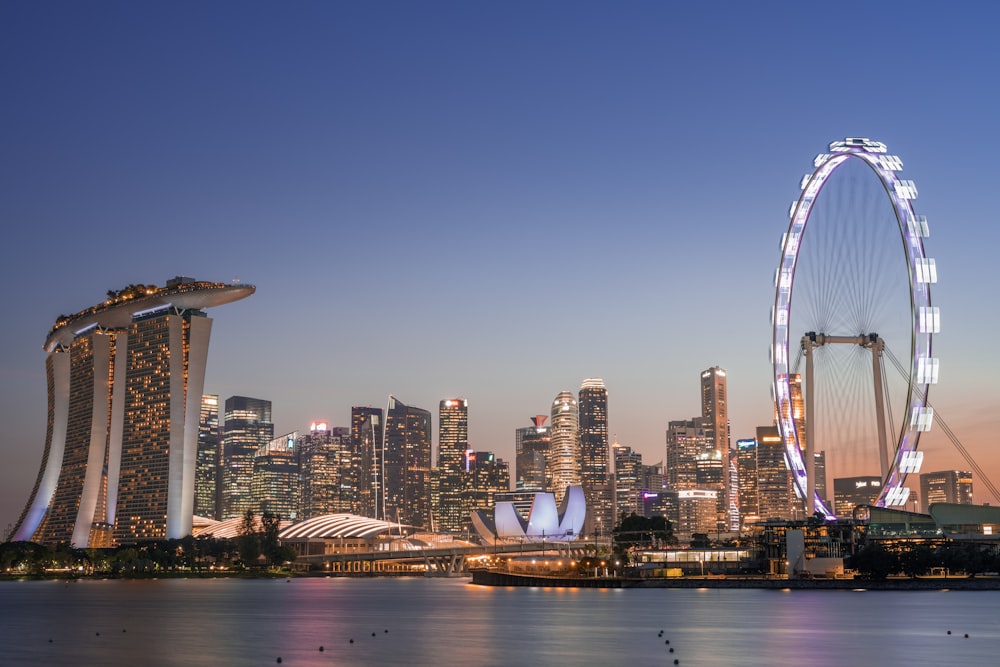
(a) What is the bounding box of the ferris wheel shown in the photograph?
[771,138,938,519]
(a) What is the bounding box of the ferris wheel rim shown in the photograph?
[771,137,936,518]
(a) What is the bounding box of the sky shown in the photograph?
[2,2,999,535]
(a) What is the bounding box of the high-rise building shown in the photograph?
[436,398,469,533]
[665,417,712,491]
[833,476,882,517]
[298,422,351,519]
[251,431,299,520]
[701,366,736,531]
[463,450,510,533]
[579,379,612,538]
[549,391,581,503]
[736,438,759,526]
[221,396,274,519]
[515,416,550,492]
[919,470,974,512]
[13,277,253,546]
[757,426,793,520]
[350,406,383,518]
[384,396,432,528]
[612,440,643,523]
[195,394,221,520]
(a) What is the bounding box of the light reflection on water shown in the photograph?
[1,578,997,666]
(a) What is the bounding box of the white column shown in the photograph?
[72,334,112,547]
[13,349,71,541]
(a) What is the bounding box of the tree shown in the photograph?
[237,509,261,566]
[848,542,897,580]
[260,511,282,566]
[897,543,935,578]
[613,514,677,552]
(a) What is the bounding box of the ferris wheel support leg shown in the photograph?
[804,338,816,517]
[871,336,891,481]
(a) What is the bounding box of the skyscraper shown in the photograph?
[436,398,469,533]
[384,396,432,528]
[919,470,974,512]
[701,366,736,531]
[549,391,581,503]
[350,406,383,518]
[756,426,793,520]
[833,476,882,517]
[665,417,712,491]
[736,438,759,526]
[13,277,253,546]
[195,394,221,520]
[463,450,510,533]
[515,416,550,492]
[251,431,299,520]
[579,379,612,538]
[612,440,643,523]
[221,396,274,519]
[299,422,352,519]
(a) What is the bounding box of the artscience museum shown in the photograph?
[472,486,586,544]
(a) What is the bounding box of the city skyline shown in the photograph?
[3,3,1000,533]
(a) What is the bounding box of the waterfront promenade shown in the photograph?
[471,569,1000,590]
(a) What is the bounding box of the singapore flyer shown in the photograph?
[772,138,938,519]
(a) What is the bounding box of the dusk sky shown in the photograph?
[2,2,999,533]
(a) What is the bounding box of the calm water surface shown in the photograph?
[1,577,997,666]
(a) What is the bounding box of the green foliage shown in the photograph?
[612,513,677,552]
[849,543,898,580]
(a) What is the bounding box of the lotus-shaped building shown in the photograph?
[472,486,586,544]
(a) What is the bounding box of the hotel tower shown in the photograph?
[12,277,253,547]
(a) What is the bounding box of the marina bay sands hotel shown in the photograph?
[12,277,253,547]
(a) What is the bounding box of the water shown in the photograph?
[1,577,997,666]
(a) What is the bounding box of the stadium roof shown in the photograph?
[278,514,415,540]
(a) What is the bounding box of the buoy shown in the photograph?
[384,629,389,634]
[947,630,952,635]
[122,629,127,633]
[674,660,680,665]
[319,646,324,651]
[96,632,100,636]
[965,634,969,638]
[48,639,53,643]
[349,639,354,644]
[665,640,670,645]
[670,647,674,653]
[277,658,282,664]
[372,632,376,637]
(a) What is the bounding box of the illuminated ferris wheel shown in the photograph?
[771,138,938,518]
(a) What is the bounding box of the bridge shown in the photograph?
[294,540,602,576]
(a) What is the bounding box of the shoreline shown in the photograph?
[470,569,1000,590]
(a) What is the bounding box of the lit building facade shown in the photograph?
[613,440,643,523]
[435,398,468,533]
[384,396,432,528]
[221,395,273,519]
[350,406,383,518]
[833,475,883,517]
[736,438,759,526]
[515,416,550,492]
[548,391,581,503]
[578,379,612,537]
[299,423,352,519]
[919,470,973,513]
[701,366,737,531]
[665,417,712,491]
[13,277,253,546]
[195,394,221,519]
[757,426,793,520]
[463,450,510,532]
[251,431,299,520]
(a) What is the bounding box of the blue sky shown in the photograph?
[2,2,999,532]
